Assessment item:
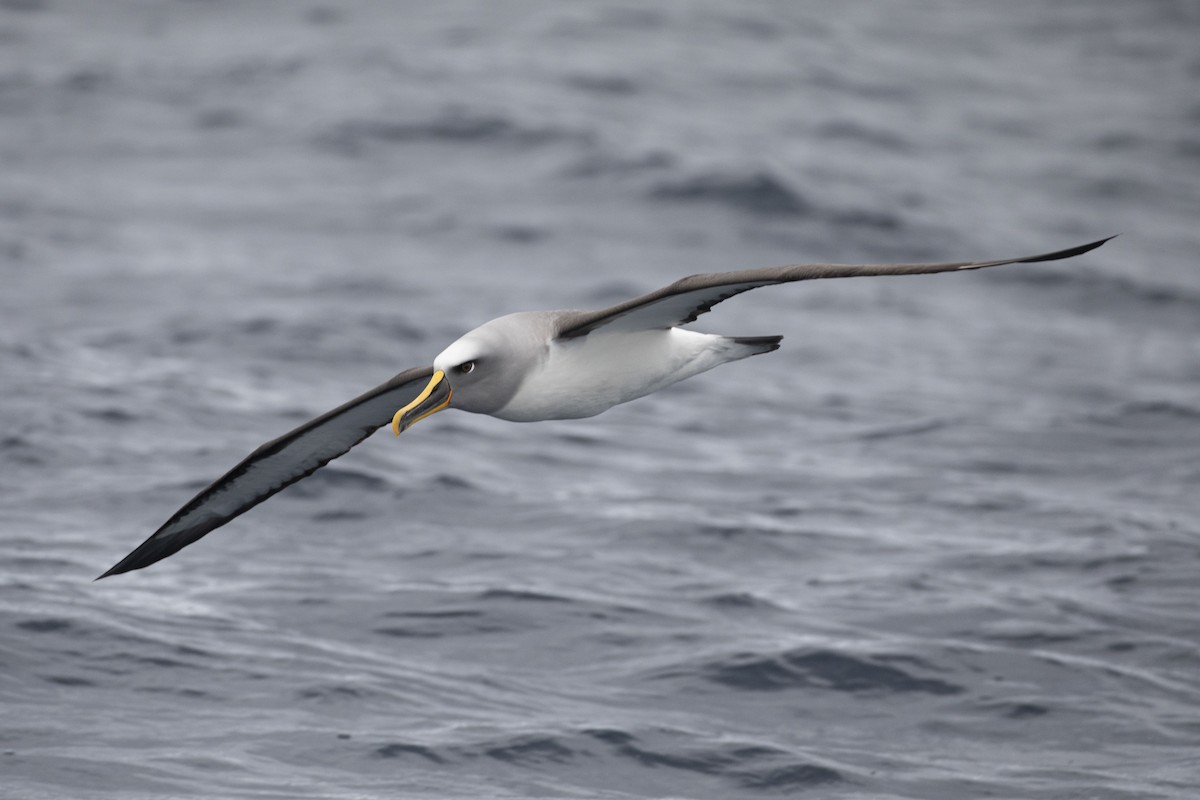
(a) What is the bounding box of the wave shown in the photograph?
[851,416,955,442]
[1088,400,1200,426]
[8,609,225,699]
[647,167,904,228]
[648,171,810,216]
[701,592,782,611]
[371,726,844,792]
[983,700,1051,719]
[370,585,657,640]
[477,588,573,603]
[1,433,43,466]
[564,73,640,96]
[565,149,673,177]
[659,647,963,695]
[816,119,913,153]
[315,110,590,156]
[16,617,73,633]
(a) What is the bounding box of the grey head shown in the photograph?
[435,310,565,414]
[391,311,566,433]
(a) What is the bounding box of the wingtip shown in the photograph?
[95,557,133,581]
[1085,233,1120,251]
[1018,234,1118,264]
[95,534,178,580]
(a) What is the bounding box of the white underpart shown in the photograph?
[494,327,750,422]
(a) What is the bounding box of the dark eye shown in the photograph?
[458,361,475,374]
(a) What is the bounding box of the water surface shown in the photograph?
[2,2,1199,798]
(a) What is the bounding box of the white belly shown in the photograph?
[493,328,736,422]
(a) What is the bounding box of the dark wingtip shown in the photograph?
[1017,234,1118,264]
[95,554,140,580]
[96,532,192,580]
[96,553,139,580]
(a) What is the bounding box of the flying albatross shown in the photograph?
[99,236,1113,578]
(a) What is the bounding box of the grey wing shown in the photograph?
[556,237,1114,339]
[99,365,435,578]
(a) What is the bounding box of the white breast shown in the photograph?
[493,327,736,422]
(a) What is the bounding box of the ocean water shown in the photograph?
[3,2,1199,798]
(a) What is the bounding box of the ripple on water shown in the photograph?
[315,111,590,157]
[700,591,783,612]
[370,726,844,793]
[815,118,914,153]
[659,648,963,695]
[15,618,73,633]
[370,587,651,639]
[1088,400,1200,428]
[648,170,811,217]
[1,434,43,466]
[564,72,641,96]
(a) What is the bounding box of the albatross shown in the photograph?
[99,236,1113,578]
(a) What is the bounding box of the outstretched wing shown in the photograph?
[99,366,435,578]
[556,237,1114,339]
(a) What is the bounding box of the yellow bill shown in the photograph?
[391,369,452,435]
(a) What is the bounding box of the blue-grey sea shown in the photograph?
[3,2,1199,798]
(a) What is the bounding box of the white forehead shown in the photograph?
[433,333,482,372]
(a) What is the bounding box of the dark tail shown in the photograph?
[729,334,783,355]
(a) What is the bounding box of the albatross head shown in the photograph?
[390,311,554,434]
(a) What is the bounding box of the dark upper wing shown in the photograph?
[99,366,435,578]
[555,237,1115,339]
